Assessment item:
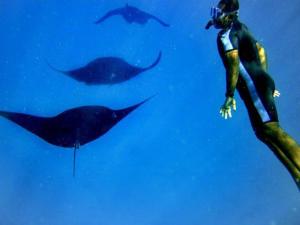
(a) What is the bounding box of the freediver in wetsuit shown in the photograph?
[206,0,300,190]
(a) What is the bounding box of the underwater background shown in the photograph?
[0,0,300,224]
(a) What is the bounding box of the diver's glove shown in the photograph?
[220,97,237,119]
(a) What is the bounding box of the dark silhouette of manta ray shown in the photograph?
[94,4,170,27]
[0,99,151,147]
[48,51,162,85]
[0,97,152,175]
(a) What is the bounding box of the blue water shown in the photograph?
[0,0,300,224]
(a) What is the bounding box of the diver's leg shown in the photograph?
[257,134,300,189]
[255,122,300,189]
[255,71,300,171]
[263,122,300,171]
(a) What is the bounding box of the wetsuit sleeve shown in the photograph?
[225,50,240,97]
[217,29,240,97]
[218,30,240,97]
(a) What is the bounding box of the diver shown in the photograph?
[206,0,300,190]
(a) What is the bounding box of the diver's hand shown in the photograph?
[220,97,237,119]
[273,89,280,98]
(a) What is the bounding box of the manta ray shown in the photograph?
[95,4,170,27]
[48,51,162,85]
[0,97,152,175]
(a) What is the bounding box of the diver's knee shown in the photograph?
[254,122,278,142]
[254,128,267,142]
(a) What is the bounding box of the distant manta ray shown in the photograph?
[47,51,162,85]
[94,4,170,27]
[0,97,152,175]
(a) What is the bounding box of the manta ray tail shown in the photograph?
[73,142,79,177]
[73,129,81,177]
[142,51,162,72]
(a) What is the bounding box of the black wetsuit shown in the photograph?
[217,19,278,129]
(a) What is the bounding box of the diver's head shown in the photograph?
[211,9,238,29]
[206,0,239,30]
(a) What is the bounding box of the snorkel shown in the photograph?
[206,6,225,29]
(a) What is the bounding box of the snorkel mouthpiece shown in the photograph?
[205,20,214,30]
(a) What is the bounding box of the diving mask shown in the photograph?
[211,7,225,20]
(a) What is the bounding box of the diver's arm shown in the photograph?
[256,42,281,97]
[225,49,240,98]
[220,49,239,119]
[256,42,268,71]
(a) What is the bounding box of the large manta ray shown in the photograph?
[94,4,170,27]
[48,51,162,85]
[0,97,151,175]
